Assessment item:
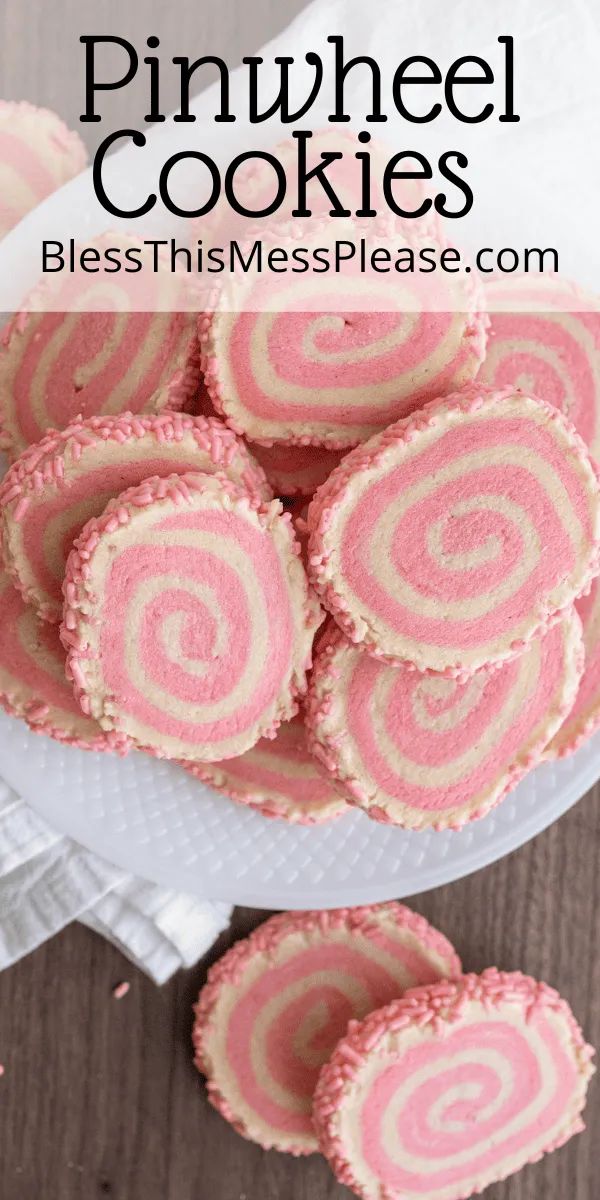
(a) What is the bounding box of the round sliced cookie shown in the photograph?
[62,472,323,761]
[546,578,600,758]
[201,223,487,448]
[248,441,346,499]
[306,616,583,831]
[0,412,272,623]
[0,568,116,751]
[184,713,349,824]
[193,904,461,1154]
[0,233,201,459]
[307,385,600,675]
[313,969,595,1200]
[478,275,600,462]
[0,100,87,239]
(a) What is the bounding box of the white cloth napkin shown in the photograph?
[0,777,232,984]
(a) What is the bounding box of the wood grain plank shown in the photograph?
[0,792,598,1200]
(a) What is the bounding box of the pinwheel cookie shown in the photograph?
[201,224,486,448]
[193,904,461,1154]
[479,274,600,462]
[306,616,583,831]
[0,412,272,623]
[313,970,595,1200]
[0,233,201,458]
[62,472,322,761]
[185,713,348,824]
[0,568,114,751]
[0,100,87,239]
[307,386,600,675]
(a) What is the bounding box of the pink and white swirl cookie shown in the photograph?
[0,569,115,751]
[0,234,201,458]
[313,969,595,1200]
[306,617,583,831]
[201,226,487,448]
[0,412,272,623]
[0,101,87,239]
[307,386,600,675]
[247,441,346,499]
[478,275,600,462]
[185,713,348,824]
[193,904,461,1154]
[546,578,600,758]
[62,472,322,761]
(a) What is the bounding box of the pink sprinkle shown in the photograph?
[0,1064,5,1077]
[112,982,130,1000]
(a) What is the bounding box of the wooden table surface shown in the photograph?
[1,2,599,1198]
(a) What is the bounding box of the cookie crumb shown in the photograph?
[112,981,130,1000]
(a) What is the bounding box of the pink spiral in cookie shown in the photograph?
[0,101,87,239]
[0,569,113,750]
[62,473,321,761]
[202,228,487,448]
[0,412,272,623]
[185,713,348,823]
[193,905,461,1154]
[306,616,583,830]
[307,386,600,674]
[0,235,200,458]
[313,971,595,1200]
[478,276,600,462]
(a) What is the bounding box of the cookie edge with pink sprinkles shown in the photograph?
[192,903,463,1155]
[60,470,323,759]
[306,384,600,677]
[312,968,595,1200]
[304,614,585,832]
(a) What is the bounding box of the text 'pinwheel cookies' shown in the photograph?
[0,412,272,623]
[61,472,322,762]
[307,386,600,675]
[193,904,461,1154]
[313,970,595,1200]
[306,616,583,831]
[0,234,201,458]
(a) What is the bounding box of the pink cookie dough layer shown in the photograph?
[307,385,600,676]
[306,615,583,831]
[0,568,116,751]
[0,411,273,623]
[200,223,487,449]
[61,472,323,762]
[0,100,87,239]
[0,233,201,459]
[193,904,461,1155]
[478,275,600,463]
[184,712,349,824]
[313,969,595,1200]
[248,441,347,498]
[546,577,600,758]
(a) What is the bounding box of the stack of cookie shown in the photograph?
[192,902,596,1199]
[1,111,600,835]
